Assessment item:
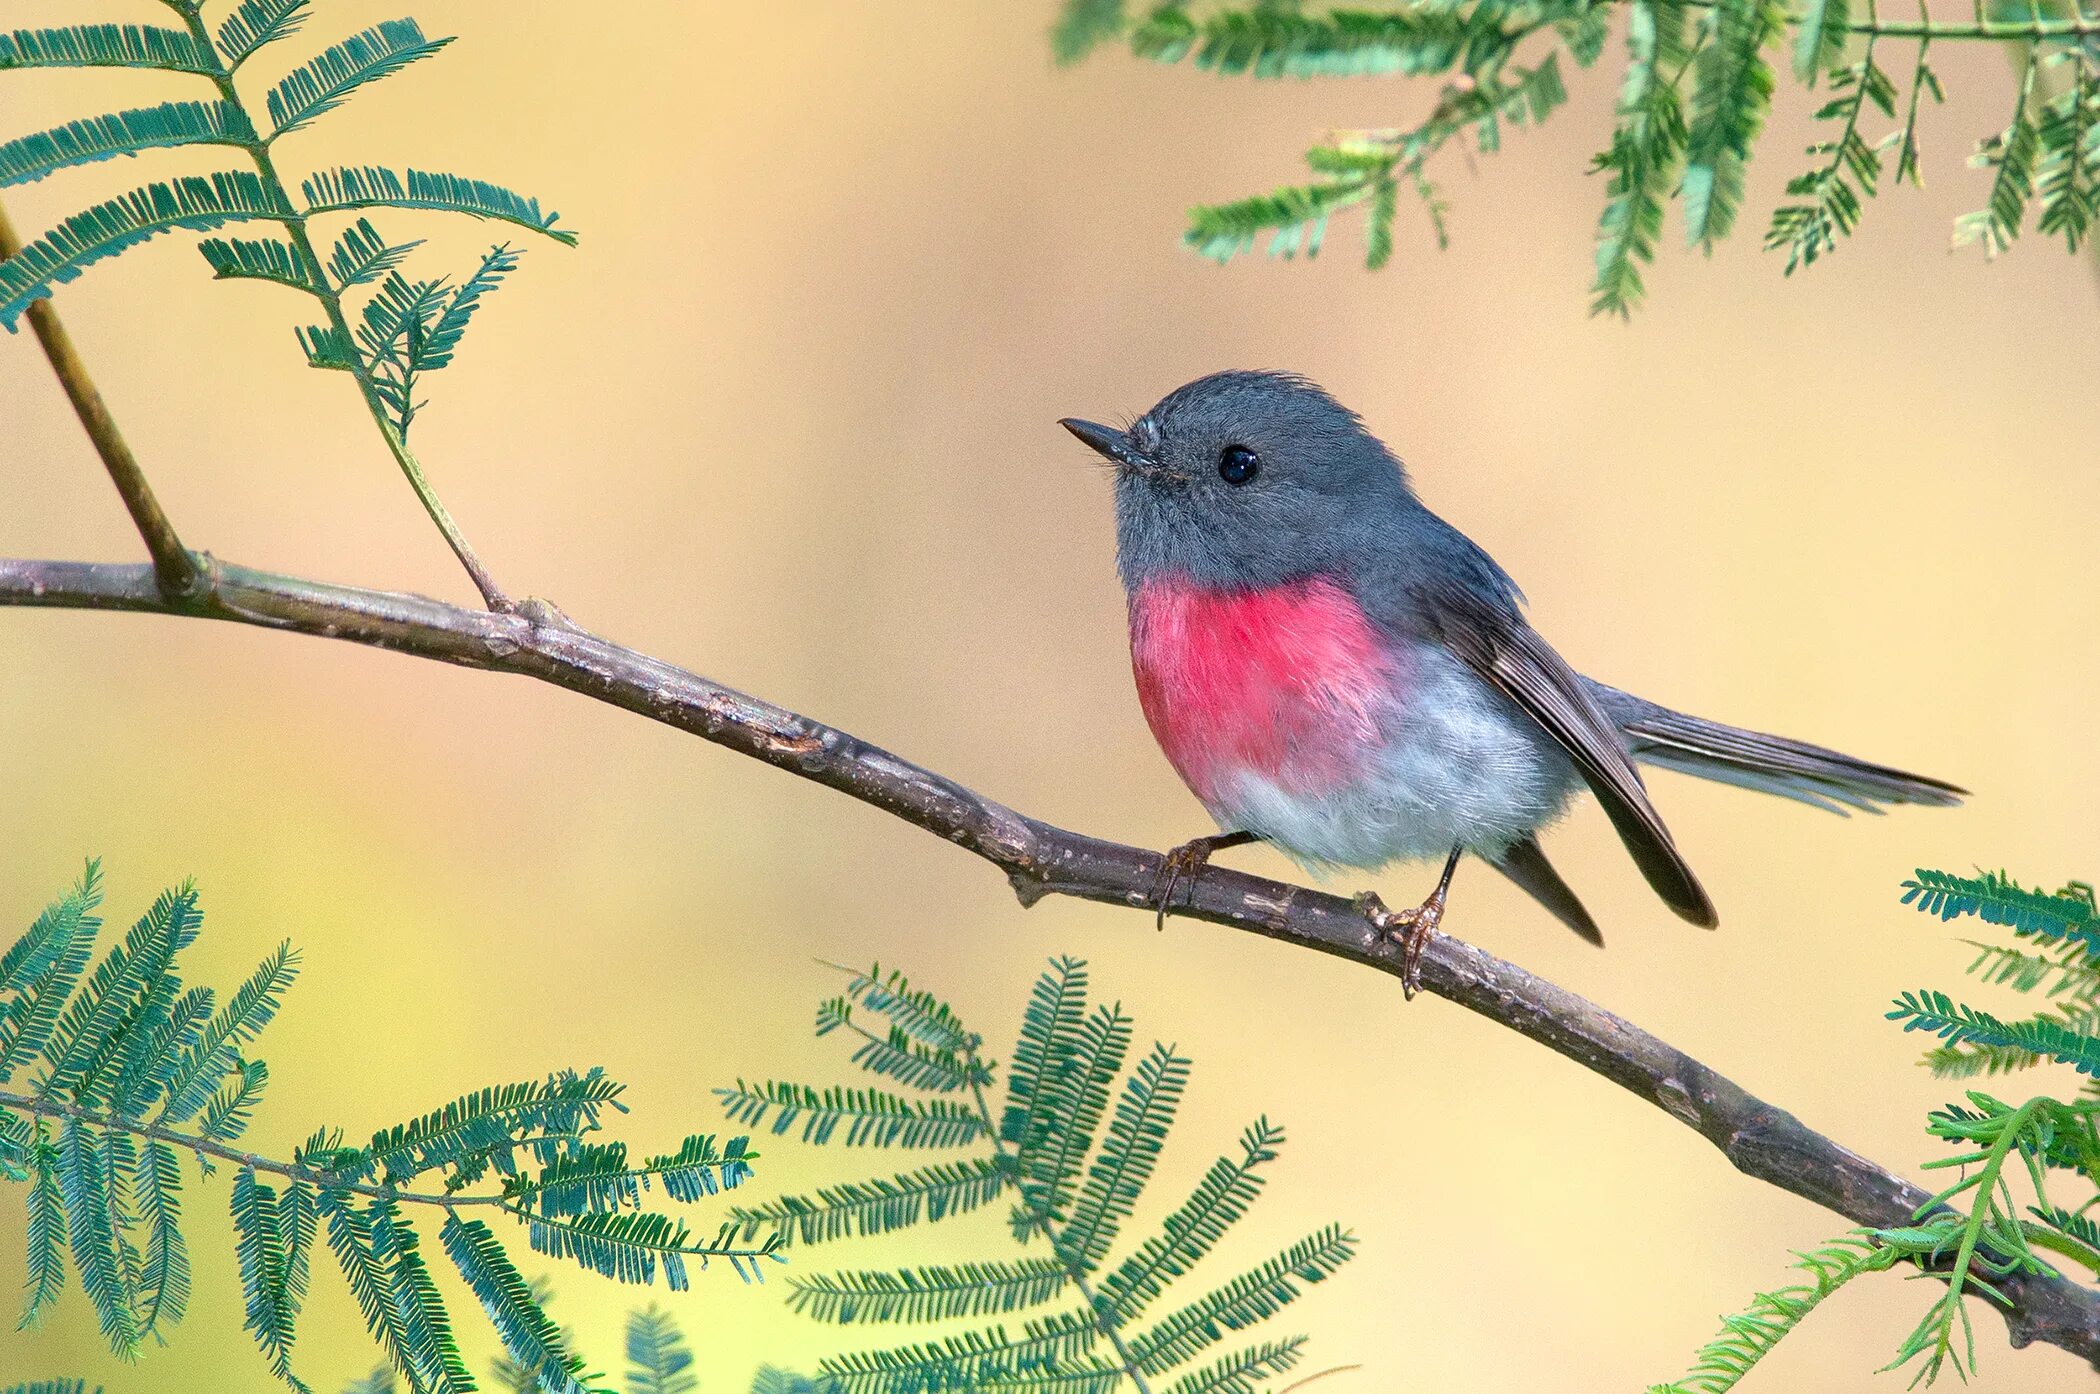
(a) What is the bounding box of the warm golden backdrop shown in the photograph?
[3,2,2098,1389]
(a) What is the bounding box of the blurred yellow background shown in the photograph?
[4,3,2098,1390]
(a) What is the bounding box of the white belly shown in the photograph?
[1206,645,1580,872]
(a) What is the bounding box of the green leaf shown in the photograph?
[322,1196,433,1391]
[1682,0,1782,247]
[232,1169,310,1392]
[2036,62,2100,252]
[626,1305,700,1394]
[199,1057,270,1142]
[511,1134,754,1217]
[1098,1122,1280,1318]
[156,941,298,1126]
[1063,1043,1190,1268]
[1765,45,1895,273]
[413,243,521,373]
[368,1071,624,1186]
[1902,870,2100,952]
[296,323,357,372]
[0,868,104,1078]
[1792,0,1850,82]
[38,883,198,1102]
[818,1312,1107,1394]
[786,1258,1070,1325]
[326,219,424,291]
[1888,989,2100,1076]
[1645,1233,1901,1393]
[1015,1003,1131,1230]
[441,1215,586,1394]
[524,1208,777,1289]
[1590,0,1691,315]
[133,1139,190,1336]
[369,1201,474,1394]
[1052,0,1126,65]
[1166,1337,1307,1394]
[20,1139,69,1329]
[265,19,454,138]
[1130,7,1470,78]
[728,1155,1012,1247]
[217,0,313,68]
[301,167,579,245]
[0,102,257,190]
[1130,1225,1356,1375]
[0,25,214,74]
[832,964,979,1055]
[0,173,290,331]
[1002,959,1090,1160]
[60,1119,141,1355]
[197,236,317,293]
[716,1079,987,1148]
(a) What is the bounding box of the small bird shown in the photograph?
[1061,371,1962,993]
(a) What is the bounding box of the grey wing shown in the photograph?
[1413,577,1718,928]
[1586,680,1967,815]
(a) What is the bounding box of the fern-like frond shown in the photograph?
[441,1215,586,1394]
[626,1304,700,1394]
[0,25,214,74]
[368,1200,474,1394]
[2036,56,2100,251]
[1063,1043,1190,1268]
[133,1139,189,1335]
[786,1258,1070,1325]
[3,1383,102,1394]
[1128,1225,1356,1375]
[197,237,317,293]
[1015,1004,1131,1232]
[730,1155,1012,1248]
[506,1135,753,1218]
[21,1138,70,1327]
[817,1311,1106,1394]
[1765,45,1895,272]
[717,1079,987,1148]
[523,1208,779,1289]
[413,243,519,373]
[1002,958,1092,1155]
[0,867,104,1077]
[1681,0,1783,246]
[1591,0,1693,312]
[1890,989,2100,1076]
[1956,54,2043,255]
[1130,6,1470,78]
[1791,0,1851,81]
[37,884,199,1102]
[1165,1337,1307,1394]
[232,1168,312,1393]
[1646,1234,1900,1392]
[0,172,290,331]
[1961,938,2100,999]
[749,1371,840,1394]
[1184,178,1381,264]
[0,103,257,190]
[1052,0,1126,65]
[324,219,424,291]
[217,0,313,69]
[367,1070,624,1186]
[301,167,578,245]
[1902,870,2100,951]
[156,940,298,1126]
[265,20,454,139]
[59,1119,142,1352]
[831,963,979,1055]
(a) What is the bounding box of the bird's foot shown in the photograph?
[1151,834,1249,931]
[1353,889,1447,1000]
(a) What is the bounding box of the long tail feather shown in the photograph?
[1585,681,1965,815]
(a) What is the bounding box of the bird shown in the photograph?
[1059,370,1963,995]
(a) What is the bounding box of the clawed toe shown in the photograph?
[1353,890,1444,1000]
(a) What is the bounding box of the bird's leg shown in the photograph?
[1353,846,1463,999]
[1152,830,1262,930]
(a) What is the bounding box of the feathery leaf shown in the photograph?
[0,25,214,74]
[265,20,454,139]
[217,0,313,68]
[301,167,578,245]
[0,103,257,190]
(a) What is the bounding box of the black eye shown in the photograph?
[1218,444,1260,485]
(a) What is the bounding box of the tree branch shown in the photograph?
[0,203,201,600]
[2,554,2096,1365]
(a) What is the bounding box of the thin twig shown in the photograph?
[0,554,2095,1365]
[0,202,201,600]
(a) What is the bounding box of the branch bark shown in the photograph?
[2,554,2097,1365]
[0,203,201,600]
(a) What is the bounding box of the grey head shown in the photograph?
[1060,370,1420,592]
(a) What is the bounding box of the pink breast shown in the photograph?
[1128,574,1393,806]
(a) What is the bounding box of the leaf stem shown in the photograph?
[170,8,513,612]
[965,1048,1158,1394]
[0,200,202,600]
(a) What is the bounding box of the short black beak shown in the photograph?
[1060,418,1174,482]
[1059,417,1138,467]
